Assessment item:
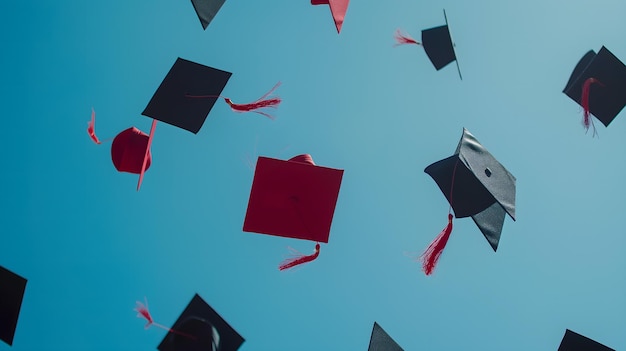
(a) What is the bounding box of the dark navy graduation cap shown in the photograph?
[394,9,462,79]
[158,294,244,351]
[0,265,27,346]
[420,128,516,275]
[563,46,626,134]
[558,329,615,351]
[190,0,226,30]
[368,322,404,351]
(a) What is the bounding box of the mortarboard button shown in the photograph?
[0,265,27,346]
[157,294,244,351]
[311,0,350,34]
[558,329,615,351]
[420,128,516,275]
[394,9,462,80]
[368,322,404,351]
[243,154,344,270]
[563,46,626,134]
[190,0,226,30]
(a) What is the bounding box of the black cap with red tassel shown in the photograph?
[421,128,516,275]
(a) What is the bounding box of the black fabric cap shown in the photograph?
[142,58,232,134]
[563,46,626,127]
[368,322,403,351]
[558,329,615,351]
[424,128,516,251]
[157,294,244,351]
[422,24,456,70]
[190,0,226,30]
[0,266,27,346]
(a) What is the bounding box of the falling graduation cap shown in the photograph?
[88,109,154,187]
[557,329,615,351]
[368,322,404,351]
[563,46,626,135]
[394,9,462,80]
[135,294,244,351]
[190,0,226,30]
[243,154,343,270]
[101,57,279,190]
[0,265,27,346]
[311,0,350,34]
[420,128,516,275]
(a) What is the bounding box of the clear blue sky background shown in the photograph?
[1,0,625,350]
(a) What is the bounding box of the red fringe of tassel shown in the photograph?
[393,29,421,47]
[279,243,321,271]
[581,77,604,134]
[186,82,281,120]
[419,214,453,275]
[87,108,102,144]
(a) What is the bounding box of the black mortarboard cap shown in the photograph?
[157,294,244,351]
[190,0,226,30]
[421,10,462,79]
[368,322,404,351]
[563,46,626,127]
[0,266,27,346]
[424,128,516,251]
[142,57,232,134]
[558,329,615,351]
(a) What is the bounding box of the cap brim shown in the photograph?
[136,120,157,191]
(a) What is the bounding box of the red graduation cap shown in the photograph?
[87,109,153,184]
[311,0,350,34]
[243,154,344,270]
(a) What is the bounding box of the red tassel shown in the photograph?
[279,243,321,271]
[186,82,281,120]
[581,77,604,134]
[420,214,453,275]
[87,108,101,144]
[134,298,196,340]
[224,82,281,120]
[393,29,421,47]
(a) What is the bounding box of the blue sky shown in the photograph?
[1,0,624,350]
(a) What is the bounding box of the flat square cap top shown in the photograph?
[425,128,516,251]
[0,266,27,346]
[142,58,232,134]
[368,322,404,351]
[191,0,226,30]
[558,329,615,351]
[243,154,344,243]
[422,24,456,70]
[157,294,244,351]
[311,0,350,33]
[563,46,626,127]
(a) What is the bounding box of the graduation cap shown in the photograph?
[0,265,27,346]
[558,329,615,351]
[135,295,244,351]
[243,154,344,270]
[394,9,462,80]
[368,322,404,351]
[311,0,350,34]
[563,46,626,135]
[87,110,153,185]
[420,128,516,275]
[190,0,226,30]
